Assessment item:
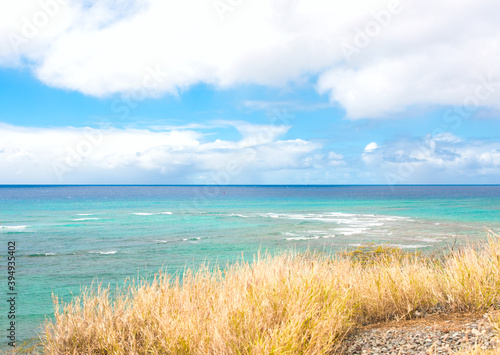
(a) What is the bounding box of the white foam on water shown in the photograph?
[29,252,58,257]
[417,238,441,243]
[258,211,421,241]
[90,251,117,255]
[76,213,98,216]
[157,237,202,243]
[258,212,411,230]
[326,212,359,217]
[285,236,321,241]
[228,213,250,218]
[73,218,100,221]
[376,216,411,221]
[307,230,328,234]
[335,227,370,236]
[0,225,27,230]
[365,222,385,227]
[132,212,172,216]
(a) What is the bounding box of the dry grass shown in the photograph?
[457,349,500,355]
[35,232,500,354]
[462,312,500,354]
[456,311,500,355]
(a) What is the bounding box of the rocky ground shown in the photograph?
[339,312,499,354]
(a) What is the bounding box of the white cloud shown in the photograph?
[328,151,343,160]
[362,133,500,184]
[327,151,344,166]
[2,124,498,184]
[1,0,500,118]
[364,142,378,152]
[0,122,323,184]
[432,132,461,143]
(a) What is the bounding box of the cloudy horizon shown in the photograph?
[1,0,499,184]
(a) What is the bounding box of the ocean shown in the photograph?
[1,185,500,346]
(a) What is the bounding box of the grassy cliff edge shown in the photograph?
[35,233,500,354]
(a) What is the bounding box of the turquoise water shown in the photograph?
[1,185,500,347]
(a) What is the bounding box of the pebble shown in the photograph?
[340,312,499,354]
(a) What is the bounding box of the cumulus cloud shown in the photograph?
[327,151,344,166]
[1,0,500,118]
[2,125,497,185]
[364,142,378,152]
[0,122,326,184]
[362,133,500,184]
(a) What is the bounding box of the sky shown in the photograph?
[0,0,499,184]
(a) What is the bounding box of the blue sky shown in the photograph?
[0,0,499,184]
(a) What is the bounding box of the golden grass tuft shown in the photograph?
[455,347,500,355]
[38,232,500,354]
